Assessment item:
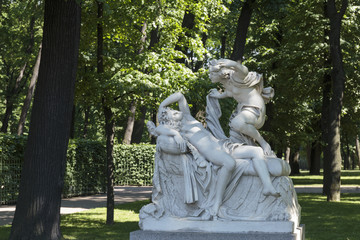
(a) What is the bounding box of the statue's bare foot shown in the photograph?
[263,186,280,197]
[209,206,218,217]
[208,202,221,220]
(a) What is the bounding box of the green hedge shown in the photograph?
[63,140,107,198]
[114,144,155,186]
[0,134,26,205]
[0,134,155,205]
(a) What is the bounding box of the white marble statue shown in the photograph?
[153,92,280,217]
[139,60,301,235]
[208,59,275,156]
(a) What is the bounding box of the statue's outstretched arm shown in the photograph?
[217,59,249,76]
[159,92,191,116]
[209,88,231,99]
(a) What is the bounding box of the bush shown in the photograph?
[0,134,26,204]
[63,139,107,197]
[0,134,156,204]
[114,144,155,186]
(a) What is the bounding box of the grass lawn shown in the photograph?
[1,194,360,240]
[299,193,360,240]
[290,170,360,186]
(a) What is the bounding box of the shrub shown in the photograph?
[114,144,155,186]
[63,139,107,197]
[0,134,26,204]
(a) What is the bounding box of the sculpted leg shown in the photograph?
[230,112,273,156]
[204,151,236,217]
[232,146,280,197]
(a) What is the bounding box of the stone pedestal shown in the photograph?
[130,224,305,240]
[140,217,298,233]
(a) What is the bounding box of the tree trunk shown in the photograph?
[285,147,290,163]
[131,106,147,144]
[96,0,114,225]
[1,99,14,133]
[309,141,321,175]
[356,136,360,168]
[351,152,356,170]
[17,44,42,135]
[137,21,147,54]
[343,136,350,170]
[150,110,157,144]
[123,100,137,144]
[175,6,195,65]
[289,150,300,175]
[83,106,90,138]
[230,0,256,61]
[103,104,115,225]
[323,0,348,202]
[321,1,332,194]
[10,1,81,239]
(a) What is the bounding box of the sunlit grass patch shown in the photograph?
[291,170,360,186]
[298,193,360,240]
[61,200,149,240]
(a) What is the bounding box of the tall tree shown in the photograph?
[10,0,81,239]
[322,0,348,201]
[230,0,256,61]
[96,0,115,225]
[17,43,42,135]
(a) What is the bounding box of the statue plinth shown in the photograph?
[140,217,296,233]
[131,225,305,240]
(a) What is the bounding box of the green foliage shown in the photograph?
[0,1,43,134]
[0,135,156,204]
[1,0,360,159]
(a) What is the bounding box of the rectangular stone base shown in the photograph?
[140,217,298,233]
[130,225,305,240]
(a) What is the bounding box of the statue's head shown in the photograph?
[158,107,183,130]
[208,59,249,84]
[209,59,231,83]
